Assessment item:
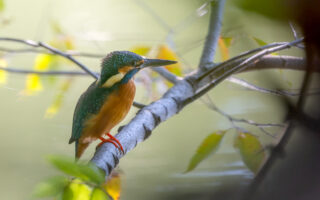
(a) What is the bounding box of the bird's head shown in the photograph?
[99,51,176,88]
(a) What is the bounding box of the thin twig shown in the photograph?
[0,66,89,76]
[0,46,105,58]
[152,67,180,84]
[227,76,320,97]
[199,0,226,70]
[202,96,283,137]
[38,42,99,79]
[0,37,99,79]
[289,22,299,40]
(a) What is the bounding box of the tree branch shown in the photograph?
[0,46,105,58]
[151,67,181,84]
[0,37,99,79]
[91,38,304,177]
[184,39,304,106]
[199,0,226,70]
[0,66,89,76]
[227,76,320,97]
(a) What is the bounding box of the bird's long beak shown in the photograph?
[140,58,177,69]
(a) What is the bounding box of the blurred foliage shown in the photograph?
[45,78,73,118]
[33,155,120,200]
[233,0,287,21]
[156,45,183,76]
[0,57,8,85]
[33,176,69,198]
[186,130,226,172]
[186,130,266,173]
[0,0,4,12]
[251,36,278,55]
[234,132,266,173]
[22,22,74,96]
[23,54,56,95]
[218,36,233,61]
[103,173,121,200]
[47,155,104,185]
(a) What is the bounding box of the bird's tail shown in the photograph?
[75,140,90,159]
[75,140,79,158]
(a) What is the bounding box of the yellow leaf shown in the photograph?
[222,37,233,48]
[23,54,55,95]
[252,37,278,55]
[63,179,92,200]
[102,172,121,200]
[234,132,266,173]
[130,46,151,56]
[23,74,43,95]
[185,130,226,173]
[50,21,75,51]
[45,79,73,118]
[0,58,8,85]
[218,37,232,61]
[34,54,53,71]
[90,188,110,200]
[156,45,182,76]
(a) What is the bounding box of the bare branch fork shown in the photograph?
[0,3,307,178]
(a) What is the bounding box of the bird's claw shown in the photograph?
[98,135,125,154]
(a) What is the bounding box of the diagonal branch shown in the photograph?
[37,42,99,79]
[184,38,304,106]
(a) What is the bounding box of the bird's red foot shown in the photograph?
[97,133,124,154]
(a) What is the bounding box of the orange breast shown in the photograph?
[79,80,136,144]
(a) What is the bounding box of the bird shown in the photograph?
[69,51,177,159]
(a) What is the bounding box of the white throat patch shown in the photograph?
[101,73,124,88]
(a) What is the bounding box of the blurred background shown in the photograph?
[0,0,305,199]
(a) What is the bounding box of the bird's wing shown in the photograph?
[69,81,110,144]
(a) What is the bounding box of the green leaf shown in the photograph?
[185,131,226,173]
[90,188,110,200]
[33,176,69,198]
[234,132,266,173]
[252,37,267,46]
[79,163,105,185]
[48,155,85,179]
[222,37,233,48]
[0,0,4,12]
[233,0,287,21]
[252,37,278,55]
[47,155,105,185]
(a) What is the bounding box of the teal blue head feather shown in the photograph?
[99,51,178,86]
[100,51,143,84]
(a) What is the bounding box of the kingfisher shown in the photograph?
[69,51,177,158]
